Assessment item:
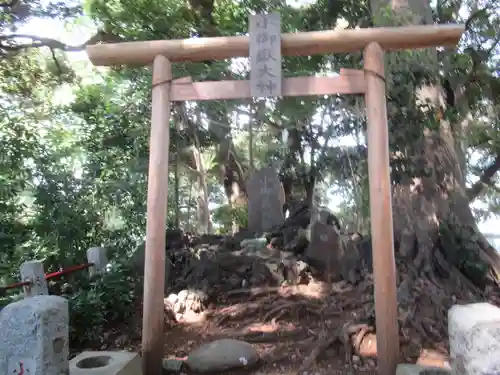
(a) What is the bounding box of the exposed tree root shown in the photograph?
[226,286,283,298]
[291,239,499,371]
[158,224,500,374]
[296,326,343,374]
[262,300,322,322]
[183,254,498,371]
[211,327,311,343]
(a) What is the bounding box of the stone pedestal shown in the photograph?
[0,295,69,375]
[449,302,500,375]
[70,351,141,375]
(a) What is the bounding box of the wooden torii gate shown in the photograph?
[87,23,464,375]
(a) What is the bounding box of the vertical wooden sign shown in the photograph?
[249,12,282,98]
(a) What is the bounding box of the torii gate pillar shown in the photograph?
[86,23,464,375]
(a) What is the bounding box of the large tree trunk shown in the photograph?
[192,147,211,234]
[370,0,500,290]
[345,2,500,365]
[305,176,315,208]
[229,180,248,233]
[209,108,248,232]
[174,117,181,229]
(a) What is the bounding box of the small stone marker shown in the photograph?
[249,12,282,98]
[0,295,69,375]
[338,233,361,284]
[310,206,331,226]
[86,247,108,277]
[310,205,341,230]
[448,302,500,375]
[185,339,259,373]
[305,221,344,272]
[20,260,48,297]
[246,167,285,232]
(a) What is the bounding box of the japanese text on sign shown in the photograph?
[249,12,282,98]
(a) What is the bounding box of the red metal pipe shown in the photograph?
[45,263,93,280]
[0,262,95,292]
[1,280,31,291]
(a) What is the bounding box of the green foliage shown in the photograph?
[212,204,248,233]
[68,259,142,347]
[0,259,142,348]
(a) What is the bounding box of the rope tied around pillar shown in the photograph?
[363,68,386,82]
[151,78,173,89]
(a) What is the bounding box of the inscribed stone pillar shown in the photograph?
[0,295,69,375]
[246,167,285,232]
[20,260,48,298]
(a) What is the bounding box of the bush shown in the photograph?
[68,257,143,347]
[0,258,143,348]
[212,204,248,233]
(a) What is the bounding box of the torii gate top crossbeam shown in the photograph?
[87,24,464,67]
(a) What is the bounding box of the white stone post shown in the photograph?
[86,247,108,277]
[20,260,48,298]
[449,302,500,375]
[0,295,69,375]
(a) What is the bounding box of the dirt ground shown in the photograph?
[98,279,453,374]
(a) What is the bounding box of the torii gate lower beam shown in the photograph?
[86,24,464,375]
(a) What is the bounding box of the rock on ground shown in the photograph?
[396,364,451,375]
[185,339,259,373]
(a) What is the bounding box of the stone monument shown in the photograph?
[305,220,361,283]
[0,295,69,375]
[246,167,285,232]
[305,221,344,273]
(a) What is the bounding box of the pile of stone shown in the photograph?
[163,289,208,323]
[131,167,375,306]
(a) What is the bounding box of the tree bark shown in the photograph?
[174,117,181,228]
[248,99,254,171]
[186,176,193,232]
[229,181,248,233]
[305,176,315,208]
[370,0,500,287]
[192,146,211,234]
